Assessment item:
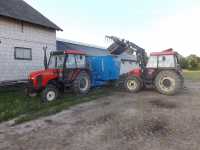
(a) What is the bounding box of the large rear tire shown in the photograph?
[155,70,182,95]
[124,76,142,93]
[72,71,91,94]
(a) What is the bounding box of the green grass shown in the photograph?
[0,87,110,124]
[1,70,198,125]
[183,70,200,81]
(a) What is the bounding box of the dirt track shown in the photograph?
[0,81,200,150]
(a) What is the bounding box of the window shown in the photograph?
[14,47,32,60]
[147,56,157,68]
[75,55,86,68]
[66,54,76,68]
[48,54,65,69]
[158,55,175,67]
[57,55,65,69]
[48,55,56,69]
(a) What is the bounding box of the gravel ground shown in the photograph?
[0,80,200,150]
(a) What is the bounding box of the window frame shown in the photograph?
[14,47,32,60]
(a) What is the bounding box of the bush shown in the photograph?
[179,54,200,70]
[179,57,188,69]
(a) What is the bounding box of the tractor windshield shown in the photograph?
[48,54,65,69]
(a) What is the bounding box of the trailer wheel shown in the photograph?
[42,84,58,102]
[73,71,91,94]
[124,76,141,93]
[155,70,182,95]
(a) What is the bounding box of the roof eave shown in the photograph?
[0,15,63,31]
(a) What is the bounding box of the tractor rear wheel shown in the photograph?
[42,84,58,102]
[124,76,142,93]
[72,71,91,94]
[155,70,182,95]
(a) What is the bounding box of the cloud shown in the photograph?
[141,7,200,56]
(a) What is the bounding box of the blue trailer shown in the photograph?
[86,55,120,87]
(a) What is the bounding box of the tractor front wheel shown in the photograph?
[42,84,59,102]
[73,71,91,94]
[155,70,182,95]
[124,76,142,93]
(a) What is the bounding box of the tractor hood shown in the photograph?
[28,69,59,80]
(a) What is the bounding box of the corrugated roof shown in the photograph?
[56,39,137,60]
[0,0,62,31]
[56,39,110,56]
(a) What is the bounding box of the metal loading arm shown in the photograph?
[106,36,147,70]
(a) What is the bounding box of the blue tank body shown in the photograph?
[86,56,120,87]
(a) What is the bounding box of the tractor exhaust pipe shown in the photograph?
[43,46,48,70]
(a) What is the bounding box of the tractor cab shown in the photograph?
[147,49,181,69]
[48,50,90,88]
[48,50,87,81]
[48,50,86,70]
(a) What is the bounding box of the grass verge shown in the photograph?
[0,87,110,124]
[183,70,200,81]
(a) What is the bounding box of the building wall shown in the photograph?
[0,16,56,81]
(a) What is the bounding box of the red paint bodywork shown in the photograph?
[64,50,86,55]
[150,48,176,56]
[128,68,142,78]
[29,68,84,90]
[29,69,60,89]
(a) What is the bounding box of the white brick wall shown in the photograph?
[0,16,56,81]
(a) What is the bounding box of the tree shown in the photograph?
[179,57,188,69]
[187,55,200,70]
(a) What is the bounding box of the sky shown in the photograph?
[24,0,200,56]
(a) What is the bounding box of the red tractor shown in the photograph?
[107,36,184,95]
[27,50,91,102]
